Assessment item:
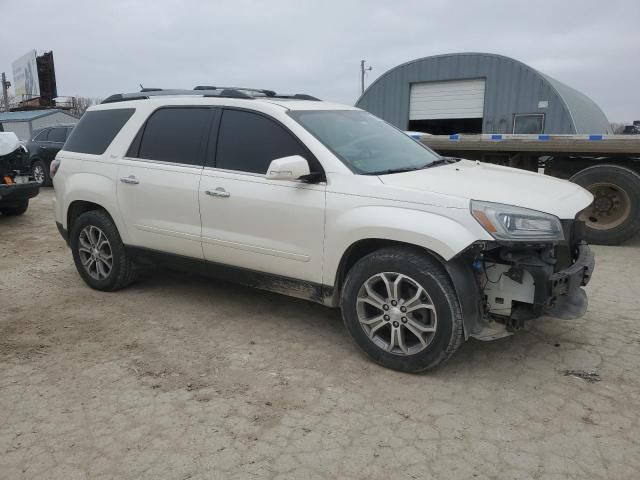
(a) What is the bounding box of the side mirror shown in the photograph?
[266,155,310,181]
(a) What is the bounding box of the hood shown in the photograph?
[0,133,28,176]
[379,160,593,219]
[0,132,20,156]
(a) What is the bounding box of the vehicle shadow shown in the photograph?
[127,265,581,379]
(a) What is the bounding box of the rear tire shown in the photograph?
[70,210,135,291]
[0,200,29,216]
[340,246,464,373]
[570,164,640,245]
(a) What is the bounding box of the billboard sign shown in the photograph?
[12,50,40,100]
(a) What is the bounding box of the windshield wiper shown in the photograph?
[366,157,461,175]
[421,159,449,169]
[420,157,462,169]
[365,166,425,175]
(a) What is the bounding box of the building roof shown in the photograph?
[356,52,611,134]
[0,109,74,122]
[538,72,611,134]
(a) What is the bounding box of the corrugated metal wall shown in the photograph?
[32,112,78,132]
[355,53,610,134]
[1,122,31,140]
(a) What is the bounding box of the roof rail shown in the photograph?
[278,94,321,101]
[102,93,149,104]
[100,87,321,104]
[216,89,253,99]
[195,86,277,96]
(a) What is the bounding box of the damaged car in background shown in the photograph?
[0,132,39,216]
[51,91,595,372]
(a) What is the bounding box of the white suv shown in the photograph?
[52,87,595,372]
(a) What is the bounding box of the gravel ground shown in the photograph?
[1,189,639,480]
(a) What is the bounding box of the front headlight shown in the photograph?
[471,200,564,242]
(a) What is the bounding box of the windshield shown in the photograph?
[289,110,441,174]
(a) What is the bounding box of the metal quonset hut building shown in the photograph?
[356,53,611,135]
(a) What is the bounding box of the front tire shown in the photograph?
[70,210,135,291]
[32,159,51,186]
[341,247,464,373]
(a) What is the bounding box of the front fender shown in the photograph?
[323,205,488,286]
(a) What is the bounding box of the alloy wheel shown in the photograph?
[33,164,45,184]
[356,272,438,355]
[78,225,113,280]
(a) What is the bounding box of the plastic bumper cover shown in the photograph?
[0,182,40,204]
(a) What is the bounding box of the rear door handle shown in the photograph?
[205,187,230,198]
[120,175,139,185]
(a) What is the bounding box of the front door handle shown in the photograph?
[120,175,139,185]
[205,187,231,198]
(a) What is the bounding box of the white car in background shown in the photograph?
[51,87,595,372]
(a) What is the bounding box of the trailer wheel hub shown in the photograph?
[581,182,631,230]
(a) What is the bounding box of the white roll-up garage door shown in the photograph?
[409,79,485,120]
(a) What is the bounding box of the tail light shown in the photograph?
[50,158,61,178]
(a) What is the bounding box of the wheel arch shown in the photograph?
[326,238,484,340]
[67,200,116,233]
[332,238,447,301]
[62,173,128,241]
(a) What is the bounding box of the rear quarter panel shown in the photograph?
[54,152,128,241]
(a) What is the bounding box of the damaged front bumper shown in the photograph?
[482,243,594,320]
[446,223,595,341]
[541,244,594,319]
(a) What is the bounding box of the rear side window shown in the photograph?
[48,127,67,143]
[64,109,135,155]
[215,109,307,174]
[33,129,49,141]
[132,108,210,166]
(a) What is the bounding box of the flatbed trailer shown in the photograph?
[413,133,640,245]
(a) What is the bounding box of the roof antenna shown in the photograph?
[139,83,144,90]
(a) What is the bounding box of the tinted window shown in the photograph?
[64,109,135,155]
[48,127,67,143]
[215,110,307,174]
[33,129,49,141]
[136,108,210,166]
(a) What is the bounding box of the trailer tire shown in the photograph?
[570,164,640,245]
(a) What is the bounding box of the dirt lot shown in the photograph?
[1,189,639,480]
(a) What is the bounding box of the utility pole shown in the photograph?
[1,72,11,111]
[360,60,372,95]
